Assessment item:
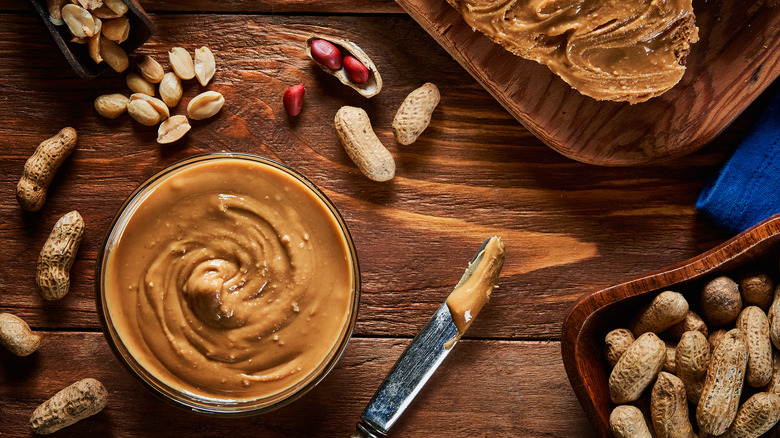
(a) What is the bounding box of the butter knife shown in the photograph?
[351,236,505,437]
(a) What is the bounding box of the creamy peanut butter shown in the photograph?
[447,0,699,103]
[102,156,356,404]
[446,236,505,337]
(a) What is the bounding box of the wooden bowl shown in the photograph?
[28,0,155,79]
[561,214,780,437]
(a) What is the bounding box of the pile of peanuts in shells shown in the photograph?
[0,21,449,434]
[607,264,780,438]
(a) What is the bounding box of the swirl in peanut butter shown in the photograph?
[447,0,699,103]
[104,159,355,402]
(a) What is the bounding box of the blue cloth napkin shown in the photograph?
[696,89,780,235]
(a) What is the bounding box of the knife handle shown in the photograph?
[350,421,384,438]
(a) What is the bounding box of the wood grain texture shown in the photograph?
[0,12,766,340]
[0,333,594,437]
[396,0,780,166]
[0,4,772,437]
[562,214,780,437]
[2,0,402,13]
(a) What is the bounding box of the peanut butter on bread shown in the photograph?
[448,0,699,103]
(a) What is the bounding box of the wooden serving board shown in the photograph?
[395,0,780,166]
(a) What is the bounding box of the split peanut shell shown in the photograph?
[305,35,382,98]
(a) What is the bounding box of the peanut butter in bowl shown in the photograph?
[96,153,360,415]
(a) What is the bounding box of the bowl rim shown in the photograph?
[561,213,780,437]
[94,152,361,417]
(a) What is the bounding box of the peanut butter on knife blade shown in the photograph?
[447,236,505,337]
[353,237,506,438]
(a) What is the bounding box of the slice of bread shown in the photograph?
[447,0,698,103]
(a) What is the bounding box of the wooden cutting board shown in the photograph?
[395,0,780,166]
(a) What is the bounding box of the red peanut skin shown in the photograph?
[310,39,342,70]
[343,56,369,84]
[283,84,305,117]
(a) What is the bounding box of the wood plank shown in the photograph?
[0,333,595,437]
[0,12,749,339]
[396,0,780,165]
[1,0,402,13]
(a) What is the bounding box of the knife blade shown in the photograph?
[351,236,504,437]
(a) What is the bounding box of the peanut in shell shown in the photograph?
[736,306,772,388]
[696,328,748,436]
[663,341,677,374]
[721,392,780,438]
[709,329,728,351]
[392,82,440,145]
[605,328,634,368]
[667,310,708,340]
[768,285,780,350]
[609,332,666,404]
[765,350,780,396]
[335,106,395,182]
[675,330,710,404]
[740,271,774,311]
[29,378,108,434]
[0,313,41,357]
[701,276,742,327]
[16,127,77,212]
[609,405,652,438]
[37,211,84,301]
[629,290,689,337]
[650,371,695,438]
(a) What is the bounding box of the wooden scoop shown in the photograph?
[27,0,155,79]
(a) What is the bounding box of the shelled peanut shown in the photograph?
[93,45,221,144]
[605,264,780,438]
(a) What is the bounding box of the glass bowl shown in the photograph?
[96,152,360,416]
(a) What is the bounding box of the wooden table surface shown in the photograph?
[0,1,776,436]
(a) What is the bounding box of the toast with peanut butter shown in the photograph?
[447,0,699,104]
